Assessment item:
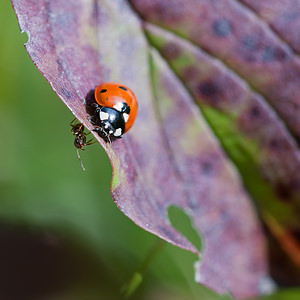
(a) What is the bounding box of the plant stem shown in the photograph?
[121,238,165,299]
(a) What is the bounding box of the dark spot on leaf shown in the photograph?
[201,161,213,174]
[269,139,281,149]
[261,46,274,62]
[198,81,218,97]
[241,35,259,51]
[56,58,64,74]
[269,138,289,151]
[61,88,71,99]
[197,81,220,103]
[261,46,289,62]
[241,35,289,62]
[213,18,233,37]
[161,42,181,60]
[187,195,199,210]
[100,89,107,93]
[119,86,128,91]
[240,34,265,62]
[250,106,261,118]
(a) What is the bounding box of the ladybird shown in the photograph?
[92,82,138,139]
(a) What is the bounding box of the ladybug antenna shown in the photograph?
[77,149,86,171]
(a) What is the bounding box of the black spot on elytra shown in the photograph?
[119,86,128,91]
[213,18,233,37]
[100,89,107,93]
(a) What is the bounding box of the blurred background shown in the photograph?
[1,1,300,300]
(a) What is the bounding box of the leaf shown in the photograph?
[130,0,300,285]
[240,0,300,53]
[11,0,290,298]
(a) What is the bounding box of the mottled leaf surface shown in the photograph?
[130,0,300,284]
[13,0,300,298]
[131,0,300,141]
[239,0,300,54]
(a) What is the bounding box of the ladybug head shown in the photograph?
[98,107,125,138]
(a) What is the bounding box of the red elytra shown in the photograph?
[95,82,138,133]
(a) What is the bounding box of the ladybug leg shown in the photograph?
[92,126,105,135]
[87,103,102,124]
[88,115,98,126]
[89,103,103,124]
[92,102,101,112]
[93,126,111,143]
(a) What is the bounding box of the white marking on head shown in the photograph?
[113,102,124,112]
[114,128,122,137]
[123,113,129,122]
[109,130,113,134]
[100,111,109,120]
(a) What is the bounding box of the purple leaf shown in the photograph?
[240,0,300,53]
[11,0,280,298]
